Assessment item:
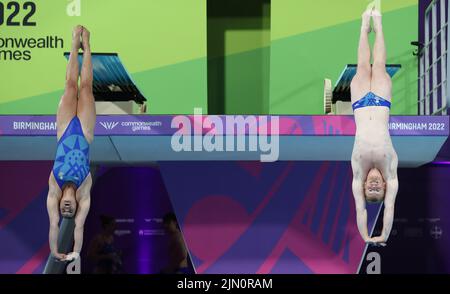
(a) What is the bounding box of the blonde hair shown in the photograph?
[365,193,385,203]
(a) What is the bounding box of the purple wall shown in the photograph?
[0,163,180,274]
[159,161,450,274]
[82,166,176,274]
[0,162,52,274]
[159,161,380,274]
[360,163,450,273]
[2,160,450,274]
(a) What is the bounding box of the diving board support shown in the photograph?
[43,218,75,274]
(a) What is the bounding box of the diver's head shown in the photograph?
[60,183,77,218]
[163,212,178,233]
[364,168,386,203]
[100,215,116,234]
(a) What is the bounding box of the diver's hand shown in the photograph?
[366,236,387,247]
[53,252,67,261]
[63,252,80,261]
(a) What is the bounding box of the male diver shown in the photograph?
[350,9,398,246]
[47,25,95,261]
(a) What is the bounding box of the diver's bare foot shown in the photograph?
[81,26,91,52]
[361,10,372,34]
[372,9,383,33]
[72,25,82,51]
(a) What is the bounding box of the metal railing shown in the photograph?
[419,0,450,115]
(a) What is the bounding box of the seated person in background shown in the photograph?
[88,215,123,274]
[161,212,190,274]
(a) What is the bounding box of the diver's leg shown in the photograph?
[57,26,82,140]
[371,10,392,100]
[350,10,373,102]
[77,27,96,143]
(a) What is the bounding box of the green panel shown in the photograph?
[132,58,208,114]
[269,2,418,115]
[0,0,207,114]
[1,57,208,115]
[271,0,417,40]
[0,91,62,115]
[224,46,270,114]
[207,0,271,115]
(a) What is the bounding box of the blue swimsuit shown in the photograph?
[52,117,90,189]
[352,92,391,111]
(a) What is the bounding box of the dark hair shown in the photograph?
[61,214,76,219]
[100,215,115,229]
[62,181,77,191]
[365,195,384,204]
[162,212,177,225]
